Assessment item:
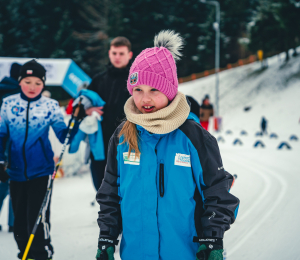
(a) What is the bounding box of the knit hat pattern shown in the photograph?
[18,59,46,84]
[127,30,184,101]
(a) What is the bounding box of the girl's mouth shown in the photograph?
[142,106,155,112]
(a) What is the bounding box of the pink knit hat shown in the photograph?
[127,30,184,101]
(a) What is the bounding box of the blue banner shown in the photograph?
[62,61,91,97]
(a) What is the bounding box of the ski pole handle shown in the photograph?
[73,97,83,119]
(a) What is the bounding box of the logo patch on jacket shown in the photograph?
[123,152,140,165]
[129,72,138,85]
[174,153,191,167]
[11,106,24,116]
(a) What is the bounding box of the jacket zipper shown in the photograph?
[22,100,30,180]
[159,162,165,197]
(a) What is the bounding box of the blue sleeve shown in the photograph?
[0,104,9,162]
[50,101,79,144]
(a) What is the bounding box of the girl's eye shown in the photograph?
[36,83,41,86]
[151,88,157,92]
[25,82,30,84]
[134,88,141,92]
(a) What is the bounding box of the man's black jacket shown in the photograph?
[88,63,131,157]
[0,77,20,107]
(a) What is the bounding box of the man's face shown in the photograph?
[108,46,133,69]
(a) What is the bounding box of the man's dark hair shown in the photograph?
[110,36,131,51]
[10,63,22,80]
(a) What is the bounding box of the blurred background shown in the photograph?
[0,0,299,89]
[1,1,300,259]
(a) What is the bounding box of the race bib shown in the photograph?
[174,153,191,167]
[123,152,140,165]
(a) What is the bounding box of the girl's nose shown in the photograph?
[142,93,151,103]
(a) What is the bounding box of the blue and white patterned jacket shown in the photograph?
[0,92,74,182]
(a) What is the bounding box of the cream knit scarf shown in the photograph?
[124,91,190,134]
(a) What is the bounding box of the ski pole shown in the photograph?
[22,99,82,260]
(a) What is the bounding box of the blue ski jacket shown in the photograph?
[69,89,106,160]
[0,92,78,182]
[97,115,239,260]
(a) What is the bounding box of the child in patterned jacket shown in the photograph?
[0,59,84,260]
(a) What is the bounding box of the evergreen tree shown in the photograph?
[110,0,258,77]
[249,0,300,61]
[0,0,112,76]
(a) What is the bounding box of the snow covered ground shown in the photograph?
[1,50,300,259]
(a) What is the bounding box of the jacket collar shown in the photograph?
[20,90,42,102]
[107,62,131,78]
[124,92,190,135]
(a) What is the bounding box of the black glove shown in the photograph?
[96,238,118,260]
[72,103,86,122]
[0,164,9,182]
[194,237,223,260]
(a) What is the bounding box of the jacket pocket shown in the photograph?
[38,138,51,163]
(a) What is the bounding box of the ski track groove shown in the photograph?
[226,155,287,257]
[226,157,271,223]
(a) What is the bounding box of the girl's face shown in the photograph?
[20,77,44,99]
[133,85,169,114]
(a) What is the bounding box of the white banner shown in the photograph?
[0,57,72,86]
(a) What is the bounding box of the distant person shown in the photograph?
[0,63,21,106]
[87,36,133,191]
[200,94,214,130]
[186,95,200,123]
[261,116,267,135]
[0,62,21,233]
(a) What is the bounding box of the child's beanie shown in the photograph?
[19,59,46,84]
[127,30,184,101]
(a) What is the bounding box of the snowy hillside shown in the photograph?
[1,50,300,260]
[179,47,300,138]
[179,49,300,259]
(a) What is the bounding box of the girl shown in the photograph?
[96,31,239,260]
[0,60,84,260]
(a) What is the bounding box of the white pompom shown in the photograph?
[154,30,184,61]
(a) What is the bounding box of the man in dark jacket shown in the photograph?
[0,62,21,233]
[0,63,21,107]
[87,37,133,191]
[261,116,267,135]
